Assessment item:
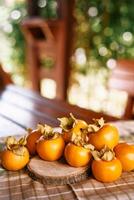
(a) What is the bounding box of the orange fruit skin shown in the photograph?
[62,131,72,143]
[92,158,122,183]
[114,143,134,172]
[1,147,29,171]
[64,143,92,167]
[88,124,119,150]
[26,130,41,155]
[36,135,65,161]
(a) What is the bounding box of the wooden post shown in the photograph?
[22,0,75,101]
[54,0,75,100]
[27,0,39,16]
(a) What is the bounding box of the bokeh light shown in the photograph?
[75,48,87,65]
[10,10,21,20]
[98,46,108,56]
[38,0,47,8]
[3,23,13,33]
[88,7,98,17]
[106,59,117,69]
[122,31,133,42]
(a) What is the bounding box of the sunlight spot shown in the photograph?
[41,79,56,99]
[88,7,98,17]
[3,23,13,33]
[38,0,47,8]
[106,59,117,69]
[98,46,108,56]
[75,48,87,65]
[122,32,133,42]
[10,10,21,20]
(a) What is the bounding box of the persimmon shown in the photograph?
[88,118,119,150]
[58,113,88,143]
[36,124,65,161]
[114,142,134,172]
[26,125,42,155]
[91,146,122,182]
[62,131,72,143]
[63,115,93,168]
[1,136,29,171]
[64,142,92,167]
[58,114,74,143]
[92,159,122,183]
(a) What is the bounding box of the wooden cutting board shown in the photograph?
[27,156,90,185]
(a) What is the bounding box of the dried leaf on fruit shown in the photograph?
[58,113,75,131]
[88,117,105,133]
[13,146,26,156]
[71,128,91,148]
[91,146,115,161]
[5,136,28,156]
[5,136,17,150]
[18,136,27,146]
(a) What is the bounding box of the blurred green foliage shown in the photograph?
[74,0,134,73]
[5,2,27,79]
[38,0,58,19]
[6,0,57,72]
[5,0,134,75]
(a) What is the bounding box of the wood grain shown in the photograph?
[5,85,119,122]
[0,84,119,139]
[27,156,90,185]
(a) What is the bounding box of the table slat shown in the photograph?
[4,85,119,122]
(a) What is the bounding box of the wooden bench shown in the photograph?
[108,60,134,119]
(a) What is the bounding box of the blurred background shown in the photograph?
[0,0,134,119]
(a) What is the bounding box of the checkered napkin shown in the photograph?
[0,121,134,200]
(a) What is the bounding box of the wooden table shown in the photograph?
[1,84,134,200]
[0,84,118,137]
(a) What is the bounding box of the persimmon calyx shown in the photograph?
[37,124,52,134]
[5,136,17,150]
[18,136,27,146]
[13,146,27,156]
[71,127,88,142]
[5,136,27,156]
[70,128,94,149]
[71,113,88,130]
[88,117,105,133]
[58,113,75,132]
[83,143,95,150]
[27,128,33,133]
[91,145,115,161]
[37,124,59,139]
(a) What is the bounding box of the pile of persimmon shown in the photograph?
[58,114,134,182]
[58,113,93,167]
[1,113,134,184]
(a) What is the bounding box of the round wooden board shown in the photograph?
[27,156,90,185]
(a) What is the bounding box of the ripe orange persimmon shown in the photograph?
[1,136,29,171]
[64,143,92,167]
[26,130,41,155]
[92,158,122,182]
[114,142,134,172]
[36,135,65,161]
[1,147,29,171]
[88,124,119,150]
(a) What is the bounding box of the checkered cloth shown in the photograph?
[0,121,134,200]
